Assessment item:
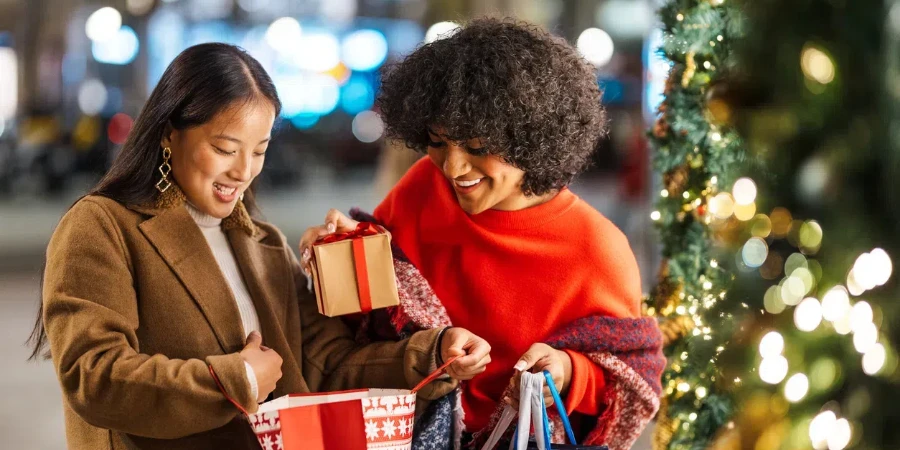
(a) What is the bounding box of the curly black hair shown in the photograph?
[376,17,607,196]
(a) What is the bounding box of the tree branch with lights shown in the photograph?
[648,0,900,449]
[646,1,747,448]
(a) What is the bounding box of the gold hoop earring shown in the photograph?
[156,147,172,193]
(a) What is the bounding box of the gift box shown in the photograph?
[309,223,400,317]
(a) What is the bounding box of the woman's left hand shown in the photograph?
[504,343,572,409]
[297,209,360,275]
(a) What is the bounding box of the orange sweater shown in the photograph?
[374,158,642,431]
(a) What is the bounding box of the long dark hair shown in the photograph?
[27,43,282,359]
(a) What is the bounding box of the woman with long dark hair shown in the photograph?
[28,43,490,450]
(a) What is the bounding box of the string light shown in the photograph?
[862,343,886,375]
[795,297,823,332]
[759,355,789,384]
[784,373,809,402]
[759,331,785,358]
[809,411,837,449]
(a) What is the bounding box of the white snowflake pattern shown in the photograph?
[398,418,410,436]
[381,419,398,439]
[365,419,381,441]
[261,434,277,450]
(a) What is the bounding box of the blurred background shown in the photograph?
[0,0,666,448]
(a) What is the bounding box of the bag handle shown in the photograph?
[211,354,460,418]
[543,370,578,445]
[480,370,580,450]
[209,365,250,416]
[411,355,460,394]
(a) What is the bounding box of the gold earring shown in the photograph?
[155,147,172,193]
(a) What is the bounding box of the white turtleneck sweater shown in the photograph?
[186,203,260,402]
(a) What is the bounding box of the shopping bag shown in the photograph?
[210,356,458,450]
[480,371,608,450]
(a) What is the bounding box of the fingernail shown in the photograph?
[327,223,336,233]
[302,248,310,259]
[513,361,526,371]
[503,397,511,405]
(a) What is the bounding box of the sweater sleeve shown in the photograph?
[562,349,608,416]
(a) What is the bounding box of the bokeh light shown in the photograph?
[849,301,874,332]
[108,113,134,144]
[759,355,789,384]
[784,373,809,402]
[92,26,140,65]
[77,79,107,116]
[732,177,757,205]
[759,331,785,358]
[827,418,852,450]
[822,286,850,322]
[351,110,384,143]
[801,44,836,85]
[734,202,757,221]
[85,7,122,42]
[425,21,460,43]
[266,17,302,54]
[852,322,878,354]
[794,297,823,332]
[577,28,615,67]
[341,29,388,72]
[862,343,886,375]
[809,411,836,449]
[709,192,735,219]
[743,237,769,268]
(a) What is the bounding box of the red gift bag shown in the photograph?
[210,357,457,450]
[249,389,418,450]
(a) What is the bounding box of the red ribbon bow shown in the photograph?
[314,222,381,245]
[313,222,383,313]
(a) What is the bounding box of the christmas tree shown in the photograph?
[716,0,900,448]
[648,0,900,449]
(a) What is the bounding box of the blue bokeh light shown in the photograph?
[340,29,388,72]
[92,26,140,65]
[340,74,375,115]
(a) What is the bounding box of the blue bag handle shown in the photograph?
[543,370,578,445]
[511,370,579,449]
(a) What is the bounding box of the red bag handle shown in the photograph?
[210,354,460,415]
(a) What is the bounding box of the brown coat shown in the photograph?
[42,189,454,450]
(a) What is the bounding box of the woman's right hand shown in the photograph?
[297,209,361,275]
[240,331,283,403]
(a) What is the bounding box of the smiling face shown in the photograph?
[163,100,275,219]
[425,127,554,214]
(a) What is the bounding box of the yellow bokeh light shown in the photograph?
[751,214,773,238]
[799,220,824,252]
[734,202,757,221]
[709,192,735,219]
[770,207,793,237]
[801,44,836,85]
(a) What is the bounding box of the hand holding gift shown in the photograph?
[298,208,364,275]
[299,209,399,317]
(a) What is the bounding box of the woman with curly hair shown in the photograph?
[300,17,664,449]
